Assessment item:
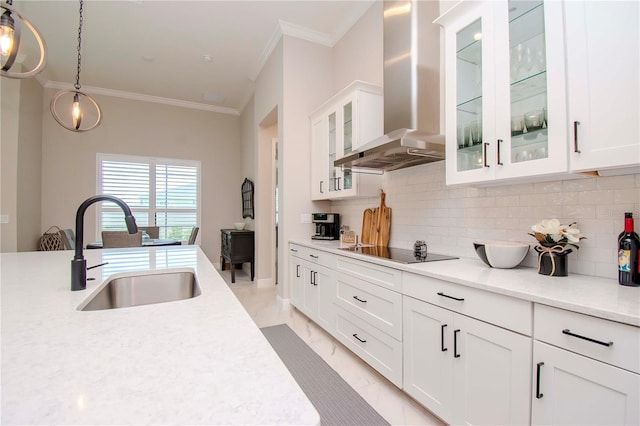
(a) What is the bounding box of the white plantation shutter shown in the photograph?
[97,154,200,241]
[155,164,198,239]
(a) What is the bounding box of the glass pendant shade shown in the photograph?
[0,2,47,79]
[72,93,82,129]
[0,10,15,56]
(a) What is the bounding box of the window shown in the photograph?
[97,154,200,241]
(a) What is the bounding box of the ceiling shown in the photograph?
[13,0,376,115]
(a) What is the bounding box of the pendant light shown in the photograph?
[0,0,47,79]
[50,0,101,132]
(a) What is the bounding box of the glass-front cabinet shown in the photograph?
[310,81,383,200]
[436,0,567,185]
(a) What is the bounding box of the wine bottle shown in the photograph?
[618,212,640,286]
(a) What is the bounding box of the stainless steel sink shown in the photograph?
[78,269,201,311]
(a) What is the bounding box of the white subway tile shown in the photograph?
[577,190,615,205]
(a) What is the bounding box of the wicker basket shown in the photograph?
[39,226,64,251]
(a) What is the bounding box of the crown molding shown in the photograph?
[44,81,241,116]
[249,19,336,82]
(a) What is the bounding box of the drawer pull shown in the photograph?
[562,329,613,347]
[353,295,367,304]
[290,248,298,252]
[454,329,461,358]
[536,362,544,399]
[309,254,319,259]
[437,292,465,302]
[352,333,367,343]
[441,324,448,352]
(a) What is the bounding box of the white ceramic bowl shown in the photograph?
[473,240,530,269]
[233,222,245,230]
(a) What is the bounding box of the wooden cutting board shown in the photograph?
[361,207,374,244]
[361,191,391,246]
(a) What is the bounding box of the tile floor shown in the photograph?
[219,267,445,426]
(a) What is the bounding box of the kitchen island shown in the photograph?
[0,246,319,425]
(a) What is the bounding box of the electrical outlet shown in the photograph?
[300,213,312,224]
[0,214,8,224]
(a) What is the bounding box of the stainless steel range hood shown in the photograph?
[335,0,444,172]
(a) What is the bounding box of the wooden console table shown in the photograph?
[220,229,254,283]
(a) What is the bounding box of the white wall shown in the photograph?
[332,1,383,92]
[1,72,43,253]
[40,89,241,262]
[1,77,21,252]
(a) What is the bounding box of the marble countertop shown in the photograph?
[291,239,640,327]
[1,246,319,425]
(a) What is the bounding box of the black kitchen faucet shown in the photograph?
[71,195,137,291]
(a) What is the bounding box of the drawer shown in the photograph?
[334,306,403,387]
[289,244,335,268]
[535,304,640,374]
[335,255,402,292]
[335,272,403,340]
[403,272,532,336]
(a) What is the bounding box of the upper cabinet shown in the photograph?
[436,1,568,186]
[564,1,640,175]
[437,0,640,185]
[310,81,384,200]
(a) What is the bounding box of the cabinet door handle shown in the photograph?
[353,295,367,304]
[352,333,367,343]
[320,180,324,193]
[296,265,300,278]
[454,329,461,358]
[336,177,342,191]
[441,324,448,352]
[536,362,544,399]
[562,329,613,347]
[310,271,315,286]
[573,121,581,153]
[497,139,503,165]
[437,292,465,302]
[483,142,490,167]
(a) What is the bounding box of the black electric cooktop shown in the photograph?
[339,246,458,264]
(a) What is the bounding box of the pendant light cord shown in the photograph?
[74,0,83,90]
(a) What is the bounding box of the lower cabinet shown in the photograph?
[289,244,336,333]
[531,304,640,425]
[403,295,532,425]
[532,341,639,425]
[334,306,403,387]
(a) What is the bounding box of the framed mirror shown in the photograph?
[241,178,254,219]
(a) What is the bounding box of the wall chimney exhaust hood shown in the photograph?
[335,0,444,172]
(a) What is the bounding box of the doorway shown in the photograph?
[273,137,279,284]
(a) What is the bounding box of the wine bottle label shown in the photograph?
[618,249,631,272]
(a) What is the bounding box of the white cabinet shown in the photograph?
[564,0,640,175]
[532,304,640,425]
[289,253,304,308]
[332,254,404,386]
[310,81,383,200]
[288,244,336,333]
[436,1,569,185]
[403,293,532,425]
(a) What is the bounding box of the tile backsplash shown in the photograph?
[332,161,640,280]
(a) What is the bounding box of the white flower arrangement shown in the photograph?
[529,218,586,250]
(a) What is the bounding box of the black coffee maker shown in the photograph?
[312,213,340,240]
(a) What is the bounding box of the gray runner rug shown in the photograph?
[261,324,390,426]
